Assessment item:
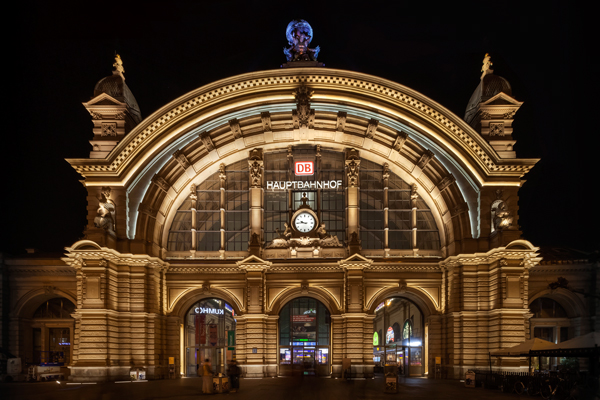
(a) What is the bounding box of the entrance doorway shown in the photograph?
[184,298,237,377]
[279,297,330,376]
[372,297,424,376]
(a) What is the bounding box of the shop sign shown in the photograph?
[195,307,225,315]
[266,180,343,190]
[209,324,218,346]
[386,326,395,344]
[373,332,379,346]
[293,315,316,322]
[295,161,314,176]
[224,304,234,316]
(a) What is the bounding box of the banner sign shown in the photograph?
[198,314,206,345]
[227,330,235,347]
[209,324,218,346]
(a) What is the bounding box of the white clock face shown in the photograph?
[294,212,316,233]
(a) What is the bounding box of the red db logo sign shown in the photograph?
[295,161,314,176]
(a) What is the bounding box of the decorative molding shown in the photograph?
[336,111,347,131]
[260,112,272,132]
[436,175,455,193]
[199,131,215,152]
[151,174,170,193]
[489,122,505,137]
[393,131,408,152]
[72,72,536,177]
[229,118,242,139]
[173,150,191,170]
[101,122,117,137]
[292,84,315,128]
[365,119,378,139]
[416,150,434,169]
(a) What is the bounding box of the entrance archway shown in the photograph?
[278,297,331,376]
[372,297,425,376]
[184,298,237,377]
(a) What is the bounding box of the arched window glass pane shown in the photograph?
[530,297,568,318]
[33,298,75,319]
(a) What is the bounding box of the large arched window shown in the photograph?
[529,297,572,371]
[167,160,249,253]
[360,159,440,250]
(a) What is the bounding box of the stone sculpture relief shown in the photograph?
[94,187,115,233]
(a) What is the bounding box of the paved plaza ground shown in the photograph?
[2,375,533,400]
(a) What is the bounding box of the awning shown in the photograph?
[490,338,556,357]
[529,332,600,357]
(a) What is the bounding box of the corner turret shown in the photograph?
[464,54,522,159]
[83,55,142,158]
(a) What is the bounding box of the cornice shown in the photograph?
[67,68,537,184]
[8,266,76,276]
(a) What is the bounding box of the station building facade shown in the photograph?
[1,52,598,382]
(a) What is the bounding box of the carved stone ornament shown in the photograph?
[301,283,309,294]
[101,122,117,136]
[249,160,263,187]
[336,111,347,131]
[199,131,215,152]
[316,144,321,158]
[481,53,493,78]
[229,118,242,139]
[94,187,115,233]
[382,163,390,181]
[89,111,102,120]
[189,184,198,202]
[43,285,56,295]
[345,159,360,187]
[152,175,170,193]
[292,84,314,128]
[437,175,455,192]
[503,110,517,119]
[489,122,505,136]
[260,112,272,132]
[114,112,126,120]
[202,284,211,294]
[173,150,191,169]
[219,163,227,184]
[491,192,513,232]
[393,131,408,152]
[417,150,434,169]
[366,119,379,139]
[411,184,419,201]
[283,19,321,62]
[480,111,492,120]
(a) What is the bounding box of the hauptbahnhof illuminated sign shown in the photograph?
[266,180,343,190]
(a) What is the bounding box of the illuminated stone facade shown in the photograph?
[1,53,598,382]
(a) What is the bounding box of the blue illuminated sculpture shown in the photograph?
[283,19,321,62]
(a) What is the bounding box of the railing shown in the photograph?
[471,369,599,399]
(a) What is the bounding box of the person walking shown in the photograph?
[227,358,240,392]
[200,358,213,394]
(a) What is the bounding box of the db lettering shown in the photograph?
[295,161,314,176]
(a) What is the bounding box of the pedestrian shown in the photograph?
[227,358,240,392]
[200,358,213,394]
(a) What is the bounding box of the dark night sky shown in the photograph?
[4,1,597,255]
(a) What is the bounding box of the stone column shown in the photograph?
[237,257,271,377]
[219,164,227,258]
[383,163,390,255]
[345,149,361,254]
[248,149,264,257]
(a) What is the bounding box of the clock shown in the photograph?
[294,211,316,233]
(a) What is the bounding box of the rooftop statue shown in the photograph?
[283,19,320,62]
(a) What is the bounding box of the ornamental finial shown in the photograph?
[481,53,493,79]
[113,54,125,79]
